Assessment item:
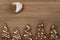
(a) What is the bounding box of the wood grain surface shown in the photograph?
[0,0,60,2]
[0,1,60,38]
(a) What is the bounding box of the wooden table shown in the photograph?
[0,0,60,38]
